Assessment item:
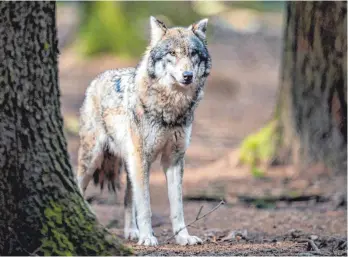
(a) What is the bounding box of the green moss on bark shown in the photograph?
[39,194,133,256]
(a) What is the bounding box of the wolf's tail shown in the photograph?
[93,151,122,193]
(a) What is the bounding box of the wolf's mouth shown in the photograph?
[181,80,192,85]
[171,74,192,87]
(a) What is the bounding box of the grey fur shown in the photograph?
[77,17,212,246]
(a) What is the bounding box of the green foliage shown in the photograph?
[77,1,203,58]
[63,115,79,136]
[225,1,285,13]
[239,121,276,177]
[78,2,145,58]
[251,166,266,178]
[250,198,276,209]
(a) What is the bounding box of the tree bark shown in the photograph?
[0,2,131,255]
[275,1,347,173]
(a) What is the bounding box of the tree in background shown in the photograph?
[239,1,346,175]
[275,1,347,173]
[0,2,131,255]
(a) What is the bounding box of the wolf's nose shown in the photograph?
[182,71,193,82]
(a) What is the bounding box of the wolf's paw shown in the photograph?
[176,234,203,246]
[137,235,158,246]
[124,228,139,241]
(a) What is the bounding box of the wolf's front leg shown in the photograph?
[124,171,139,241]
[126,133,158,246]
[161,156,203,246]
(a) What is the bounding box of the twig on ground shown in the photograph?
[187,224,199,229]
[196,205,204,220]
[143,200,225,255]
[164,200,225,244]
[298,239,321,254]
[307,239,321,253]
[339,241,347,250]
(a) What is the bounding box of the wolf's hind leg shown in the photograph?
[126,131,158,246]
[124,170,139,241]
[77,133,105,195]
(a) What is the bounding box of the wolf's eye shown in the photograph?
[169,51,176,56]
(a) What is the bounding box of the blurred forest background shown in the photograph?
[58,1,284,57]
[58,0,286,169]
[55,1,346,255]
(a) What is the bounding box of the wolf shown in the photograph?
[76,16,212,246]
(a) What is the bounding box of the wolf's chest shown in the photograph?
[141,125,180,162]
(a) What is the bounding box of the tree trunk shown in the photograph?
[0,2,131,255]
[275,1,347,173]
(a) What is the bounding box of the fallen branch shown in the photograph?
[196,205,204,220]
[307,239,321,253]
[238,194,328,204]
[164,200,225,243]
[297,239,321,255]
[339,240,347,250]
[143,200,225,255]
[184,195,226,202]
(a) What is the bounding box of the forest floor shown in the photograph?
[58,13,347,256]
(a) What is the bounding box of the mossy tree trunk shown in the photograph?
[0,2,131,255]
[275,1,347,173]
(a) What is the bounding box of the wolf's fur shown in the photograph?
[77,16,212,246]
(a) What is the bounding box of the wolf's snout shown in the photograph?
[182,71,193,84]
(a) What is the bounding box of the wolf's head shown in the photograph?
[142,16,212,91]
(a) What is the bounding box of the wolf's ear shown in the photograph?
[189,18,208,43]
[150,16,167,46]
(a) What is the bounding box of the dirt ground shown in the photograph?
[58,29,347,256]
